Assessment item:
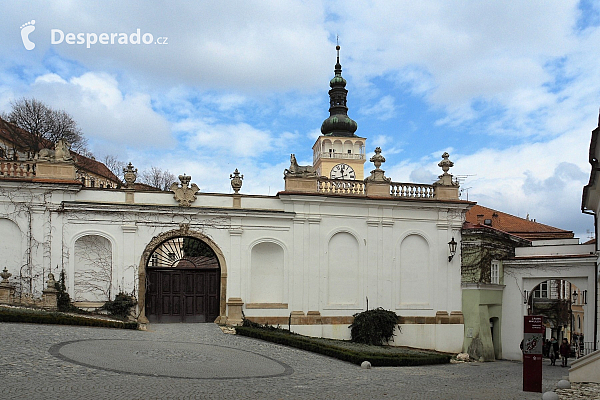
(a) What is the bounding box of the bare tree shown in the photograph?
[102,155,126,181]
[5,98,88,153]
[139,166,176,191]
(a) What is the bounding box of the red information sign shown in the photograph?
[523,315,545,393]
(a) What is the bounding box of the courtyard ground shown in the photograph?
[0,322,577,399]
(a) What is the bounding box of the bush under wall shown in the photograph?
[349,307,398,345]
[235,325,450,367]
[0,306,138,329]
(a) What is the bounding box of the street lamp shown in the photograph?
[448,237,457,262]
[572,290,578,304]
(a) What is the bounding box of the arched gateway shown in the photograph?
[137,225,227,324]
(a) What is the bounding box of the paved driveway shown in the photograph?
[0,322,566,399]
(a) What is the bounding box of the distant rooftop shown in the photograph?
[465,204,574,240]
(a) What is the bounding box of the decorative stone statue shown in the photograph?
[434,152,458,187]
[36,139,73,162]
[284,154,318,178]
[123,162,138,187]
[0,267,11,283]
[170,174,199,207]
[46,272,57,289]
[365,147,391,183]
[230,169,243,194]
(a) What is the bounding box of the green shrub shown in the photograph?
[235,326,450,366]
[0,307,138,329]
[55,270,78,313]
[349,308,398,345]
[102,292,137,319]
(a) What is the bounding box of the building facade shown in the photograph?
[0,49,472,353]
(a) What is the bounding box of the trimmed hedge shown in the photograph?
[0,307,138,330]
[236,326,450,366]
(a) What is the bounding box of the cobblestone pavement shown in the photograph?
[0,322,575,399]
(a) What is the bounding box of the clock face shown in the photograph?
[330,163,356,180]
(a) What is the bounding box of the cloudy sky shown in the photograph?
[2,1,599,239]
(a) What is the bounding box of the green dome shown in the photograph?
[330,75,346,87]
[320,114,358,136]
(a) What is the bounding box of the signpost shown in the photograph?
[523,315,544,393]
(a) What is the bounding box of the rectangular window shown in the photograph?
[533,281,548,298]
[490,260,500,284]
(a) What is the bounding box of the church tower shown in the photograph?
[312,45,366,180]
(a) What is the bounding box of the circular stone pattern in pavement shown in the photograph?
[50,339,293,379]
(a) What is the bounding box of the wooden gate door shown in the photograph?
[146,268,220,323]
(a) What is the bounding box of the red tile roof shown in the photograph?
[465,204,574,240]
[0,117,119,184]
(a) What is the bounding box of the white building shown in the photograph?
[0,48,471,353]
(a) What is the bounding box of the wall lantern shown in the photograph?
[448,237,457,262]
[572,290,578,304]
[523,290,528,305]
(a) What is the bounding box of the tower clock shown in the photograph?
[330,163,355,179]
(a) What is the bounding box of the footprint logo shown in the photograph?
[20,20,36,50]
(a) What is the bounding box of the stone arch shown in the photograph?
[0,218,23,281]
[137,224,227,324]
[343,140,354,154]
[73,234,113,302]
[396,232,432,308]
[353,140,364,155]
[248,240,286,304]
[525,278,588,343]
[326,231,361,306]
[69,231,117,299]
[332,139,343,153]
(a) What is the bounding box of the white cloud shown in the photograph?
[0,0,333,92]
[7,71,173,153]
[176,119,273,157]
[360,95,396,120]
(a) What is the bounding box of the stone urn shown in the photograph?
[230,169,243,194]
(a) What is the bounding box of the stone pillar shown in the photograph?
[365,181,390,197]
[366,218,380,308]
[226,298,244,326]
[232,194,241,209]
[35,161,76,180]
[307,216,321,312]
[123,162,137,204]
[292,217,306,313]
[284,176,318,193]
[365,147,391,197]
[230,169,243,208]
[433,152,459,200]
[0,268,15,305]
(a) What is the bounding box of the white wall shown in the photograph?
[0,182,470,353]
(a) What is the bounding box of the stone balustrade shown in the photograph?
[390,182,435,198]
[0,161,36,178]
[318,178,366,195]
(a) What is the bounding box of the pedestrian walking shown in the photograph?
[549,337,558,365]
[560,338,570,367]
